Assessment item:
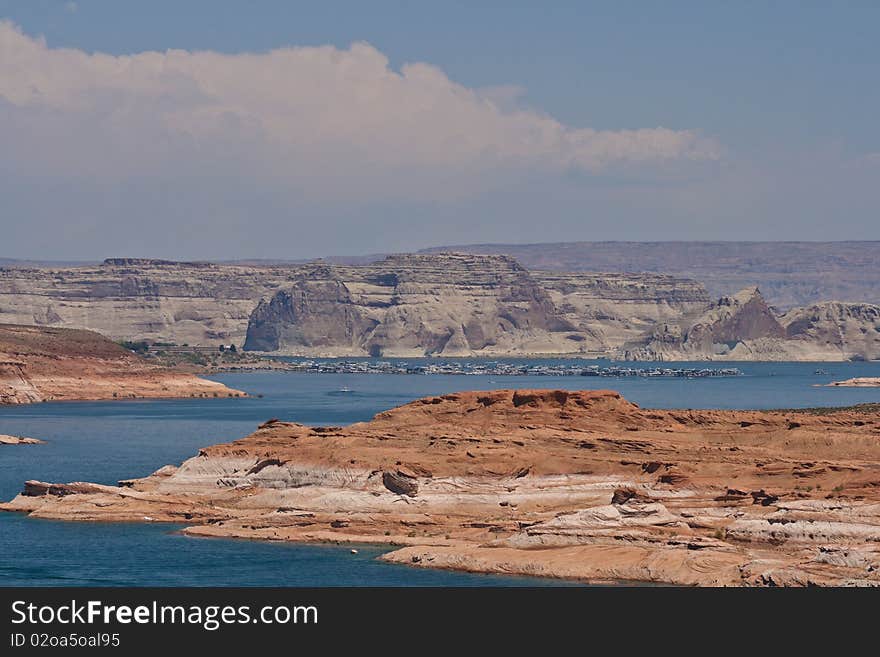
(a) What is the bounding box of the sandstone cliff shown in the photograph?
[624,288,880,361]
[531,270,710,352]
[782,302,880,361]
[6,389,880,586]
[0,324,244,404]
[243,254,710,357]
[2,255,878,360]
[246,254,593,356]
[0,255,707,357]
[0,259,285,347]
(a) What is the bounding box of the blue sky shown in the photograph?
[1,1,878,259]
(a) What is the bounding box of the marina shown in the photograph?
[273,359,744,378]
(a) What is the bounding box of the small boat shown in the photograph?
[327,386,354,396]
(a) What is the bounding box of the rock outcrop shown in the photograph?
[624,288,880,361]
[5,389,880,586]
[0,434,44,445]
[0,324,244,404]
[244,269,380,353]
[531,270,710,352]
[781,302,880,361]
[244,254,609,356]
[0,259,284,347]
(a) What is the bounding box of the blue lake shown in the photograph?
[1,360,878,586]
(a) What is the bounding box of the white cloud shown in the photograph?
[0,21,720,202]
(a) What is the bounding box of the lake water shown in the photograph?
[1,360,878,586]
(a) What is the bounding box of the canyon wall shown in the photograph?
[0,255,710,357]
[1,254,878,360]
[243,254,710,356]
[0,259,290,347]
[624,287,880,361]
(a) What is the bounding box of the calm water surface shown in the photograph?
[1,360,878,586]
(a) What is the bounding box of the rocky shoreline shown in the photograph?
[0,324,245,405]
[4,389,880,586]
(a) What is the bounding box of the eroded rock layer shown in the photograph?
[0,259,284,347]
[0,255,710,356]
[243,254,642,356]
[625,288,880,361]
[2,254,878,360]
[0,324,244,404]
[5,389,880,586]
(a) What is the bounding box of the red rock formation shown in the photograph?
[0,324,244,404]
[5,389,880,585]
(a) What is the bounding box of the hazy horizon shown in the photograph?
[3,239,880,266]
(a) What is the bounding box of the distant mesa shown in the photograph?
[243,256,879,361]
[625,287,880,361]
[419,241,880,309]
[102,258,214,268]
[243,253,599,356]
[1,250,878,361]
